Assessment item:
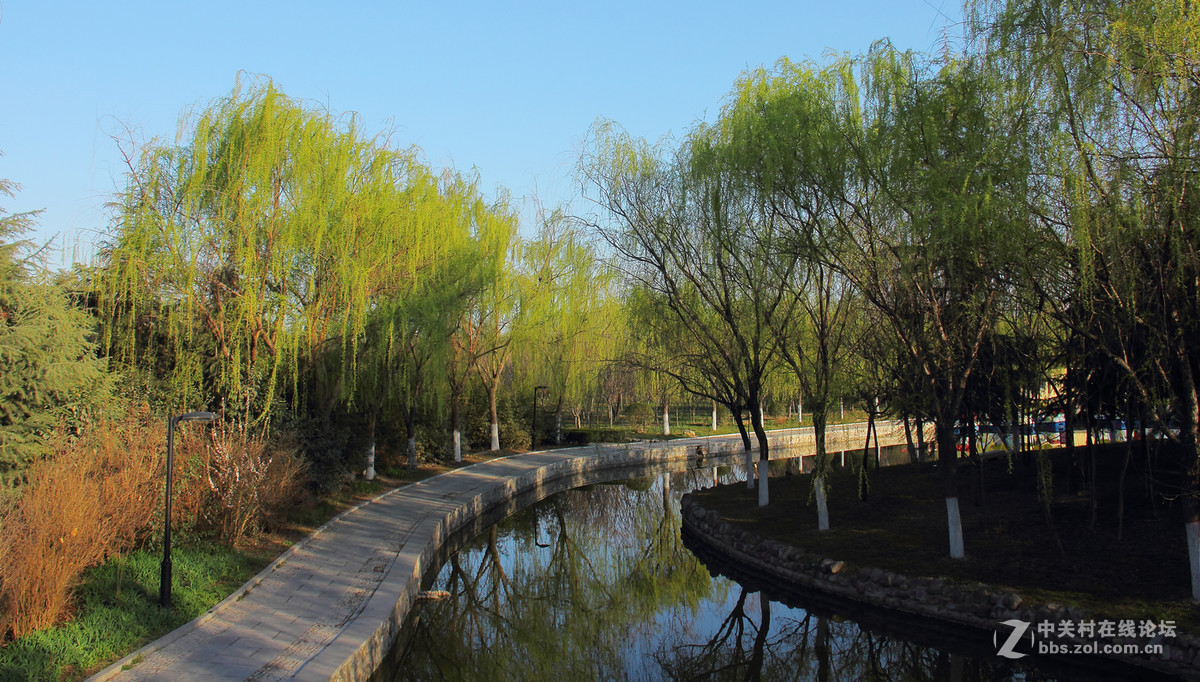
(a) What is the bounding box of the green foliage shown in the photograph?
[0,180,109,483]
[97,75,443,424]
[463,394,530,451]
[970,0,1200,481]
[621,402,656,431]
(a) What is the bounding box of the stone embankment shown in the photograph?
[679,494,1199,679]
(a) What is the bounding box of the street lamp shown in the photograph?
[161,411,216,608]
[532,386,548,448]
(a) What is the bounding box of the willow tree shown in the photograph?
[736,48,1039,556]
[582,120,797,506]
[463,200,554,452]
[822,49,1039,558]
[972,0,1200,596]
[713,60,865,529]
[351,170,491,472]
[519,210,620,444]
[446,193,516,461]
[97,77,424,425]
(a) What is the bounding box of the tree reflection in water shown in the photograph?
[390,465,1071,681]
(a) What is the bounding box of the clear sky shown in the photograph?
[0,1,962,265]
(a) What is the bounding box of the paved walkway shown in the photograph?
[91,424,903,681]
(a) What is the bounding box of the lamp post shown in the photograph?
[161,411,216,608]
[532,386,548,448]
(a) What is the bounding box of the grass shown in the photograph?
[0,543,267,681]
[692,445,1200,632]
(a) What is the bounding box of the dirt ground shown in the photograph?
[691,443,1200,631]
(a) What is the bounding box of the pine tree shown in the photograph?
[0,178,107,484]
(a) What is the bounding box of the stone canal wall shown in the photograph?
[678,493,1199,679]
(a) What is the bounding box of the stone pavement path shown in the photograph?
[90,449,612,681]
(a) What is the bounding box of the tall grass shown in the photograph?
[0,411,162,637]
[0,410,308,645]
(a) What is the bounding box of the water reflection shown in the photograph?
[385,455,1131,681]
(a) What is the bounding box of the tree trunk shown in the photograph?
[451,397,462,463]
[937,421,965,559]
[406,408,418,470]
[711,399,718,431]
[1118,412,1133,541]
[815,615,830,682]
[859,409,873,502]
[365,412,377,480]
[488,380,500,452]
[554,396,564,445]
[733,409,754,490]
[815,476,830,531]
[915,417,927,461]
[814,410,830,531]
[751,401,771,507]
[1176,349,1200,601]
[1086,409,1098,531]
[662,397,670,436]
[1187,493,1200,602]
[904,415,917,464]
[872,401,881,470]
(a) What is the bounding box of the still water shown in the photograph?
[384,452,1147,681]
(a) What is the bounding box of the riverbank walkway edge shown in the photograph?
[90,422,900,681]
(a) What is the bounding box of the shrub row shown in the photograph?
[0,408,307,640]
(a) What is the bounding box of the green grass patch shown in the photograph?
[0,542,269,681]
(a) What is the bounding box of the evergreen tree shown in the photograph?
[0,177,107,484]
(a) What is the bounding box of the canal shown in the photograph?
[379,449,1139,680]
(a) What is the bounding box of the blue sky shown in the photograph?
[0,1,962,265]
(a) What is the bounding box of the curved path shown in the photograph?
[91,423,899,681]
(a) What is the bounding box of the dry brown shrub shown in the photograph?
[188,423,308,544]
[0,410,163,637]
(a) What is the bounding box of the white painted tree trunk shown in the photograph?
[798,396,803,425]
[946,497,965,559]
[365,414,377,480]
[745,447,755,489]
[1188,521,1200,601]
[365,439,376,480]
[815,477,829,531]
[711,401,717,431]
[757,459,769,506]
[490,422,500,452]
[663,404,670,435]
[453,428,462,463]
